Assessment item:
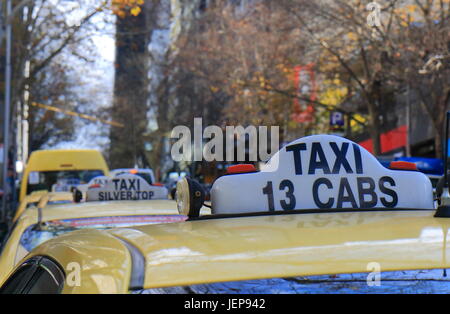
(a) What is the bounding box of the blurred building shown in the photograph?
[352,88,437,158]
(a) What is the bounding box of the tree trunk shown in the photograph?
[366,99,382,155]
[434,100,448,159]
[110,7,150,169]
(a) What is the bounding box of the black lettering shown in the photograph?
[337,178,358,208]
[379,176,398,208]
[308,143,331,175]
[112,179,120,190]
[353,144,363,174]
[149,191,154,199]
[99,192,104,201]
[120,180,128,190]
[262,181,275,211]
[279,180,296,211]
[113,191,120,199]
[128,179,137,191]
[127,191,132,200]
[357,177,377,208]
[286,143,307,175]
[330,142,353,174]
[135,191,141,200]
[312,178,334,208]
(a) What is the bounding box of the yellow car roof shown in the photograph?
[13,192,74,223]
[30,229,133,294]
[18,199,182,224]
[0,199,185,289]
[115,209,450,289]
[23,209,450,293]
[25,149,109,172]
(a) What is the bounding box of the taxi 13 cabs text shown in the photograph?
[260,141,397,211]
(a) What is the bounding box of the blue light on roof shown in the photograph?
[395,157,443,175]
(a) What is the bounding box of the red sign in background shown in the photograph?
[358,125,407,154]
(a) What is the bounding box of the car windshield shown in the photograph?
[27,170,105,194]
[19,215,187,252]
[137,269,450,294]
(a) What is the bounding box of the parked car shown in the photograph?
[2,135,444,294]
[19,149,109,202]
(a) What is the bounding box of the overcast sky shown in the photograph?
[52,8,116,153]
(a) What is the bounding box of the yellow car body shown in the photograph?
[0,198,185,287]
[4,208,450,293]
[3,135,446,294]
[12,191,73,223]
[19,149,109,202]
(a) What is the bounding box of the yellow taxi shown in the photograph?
[0,174,189,286]
[19,149,109,202]
[1,135,449,294]
[12,191,73,223]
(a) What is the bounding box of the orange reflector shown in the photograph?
[389,161,418,171]
[153,183,164,187]
[89,184,101,189]
[129,169,138,174]
[227,164,257,174]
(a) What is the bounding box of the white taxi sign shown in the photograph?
[73,176,110,195]
[211,135,434,214]
[87,175,110,187]
[86,174,168,201]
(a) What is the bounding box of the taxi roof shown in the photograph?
[25,149,109,172]
[27,208,450,292]
[111,209,449,289]
[17,199,182,225]
[12,135,444,292]
[13,192,73,222]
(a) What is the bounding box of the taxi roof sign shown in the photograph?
[210,135,434,215]
[87,175,110,187]
[86,174,168,202]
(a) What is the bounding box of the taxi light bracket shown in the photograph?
[435,111,450,218]
[73,188,83,203]
[434,206,450,218]
[435,187,450,217]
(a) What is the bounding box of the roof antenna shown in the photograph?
[435,111,450,217]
